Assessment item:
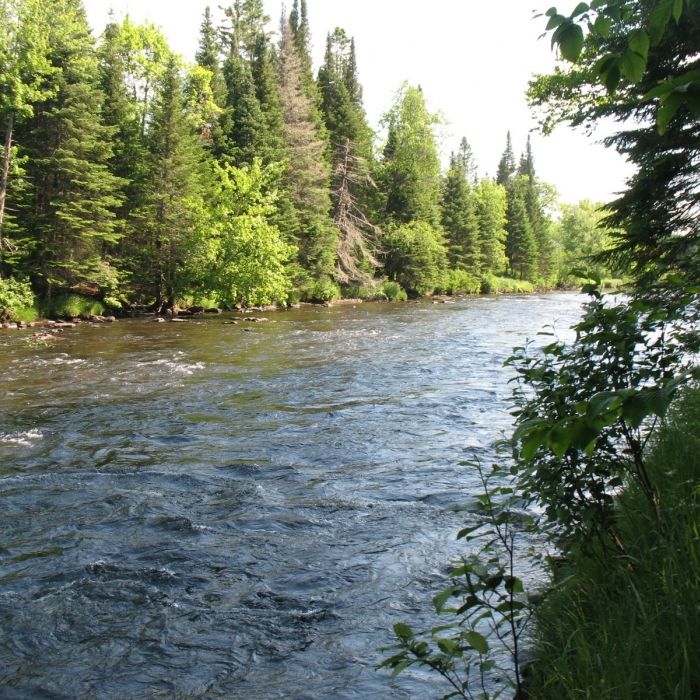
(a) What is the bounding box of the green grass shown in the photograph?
[527,388,700,699]
[481,275,535,294]
[41,294,105,319]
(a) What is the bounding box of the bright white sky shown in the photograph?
[83,0,633,205]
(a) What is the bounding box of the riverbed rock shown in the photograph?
[189,306,205,314]
[53,322,76,329]
[224,321,239,325]
[205,307,222,314]
[170,317,188,323]
[151,317,166,323]
[244,317,269,323]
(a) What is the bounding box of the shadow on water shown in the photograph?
[0,294,584,698]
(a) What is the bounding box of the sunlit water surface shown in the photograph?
[0,294,584,698]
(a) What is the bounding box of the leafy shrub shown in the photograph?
[0,277,36,320]
[436,269,481,295]
[302,278,341,304]
[342,281,382,300]
[379,280,408,302]
[383,221,448,295]
[42,294,105,319]
[508,293,693,545]
[481,275,534,294]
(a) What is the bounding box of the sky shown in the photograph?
[82,0,634,205]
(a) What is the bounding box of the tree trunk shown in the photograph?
[0,112,15,246]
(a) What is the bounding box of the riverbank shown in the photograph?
[0,273,613,330]
[525,388,700,698]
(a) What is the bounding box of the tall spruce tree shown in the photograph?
[278,16,334,277]
[132,56,209,309]
[496,130,517,186]
[505,176,538,280]
[441,151,480,273]
[14,0,123,297]
[475,178,508,275]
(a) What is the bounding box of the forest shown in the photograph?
[0,0,612,321]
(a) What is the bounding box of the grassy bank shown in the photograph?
[526,388,700,699]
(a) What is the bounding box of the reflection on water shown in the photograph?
[0,294,583,698]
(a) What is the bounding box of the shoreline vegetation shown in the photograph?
[0,276,625,329]
[0,0,617,327]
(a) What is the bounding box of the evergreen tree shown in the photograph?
[132,56,209,309]
[220,54,266,165]
[195,6,226,108]
[475,178,508,275]
[518,134,535,178]
[0,0,54,261]
[15,0,123,297]
[441,152,480,273]
[380,84,442,226]
[278,17,334,277]
[505,176,538,280]
[317,28,373,162]
[454,136,478,184]
[496,130,516,186]
[250,33,285,163]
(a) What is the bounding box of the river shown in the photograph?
[0,293,584,699]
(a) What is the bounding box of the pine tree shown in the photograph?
[505,177,538,280]
[132,56,209,309]
[475,178,508,275]
[454,137,478,184]
[221,54,265,165]
[317,28,373,163]
[518,134,535,178]
[441,152,480,273]
[15,0,124,297]
[0,0,54,260]
[278,17,334,277]
[496,130,516,186]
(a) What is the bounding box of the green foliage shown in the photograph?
[301,277,341,303]
[379,462,531,699]
[553,200,615,283]
[0,275,33,308]
[480,275,534,294]
[380,83,443,227]
[475,178,508,276]
[441,152,480,273]
[383,221,448,295]
[531,0,700,286]
[505,177,537,281]
[379,280,407,302]
[527,388,700,699]
[42,294,104,319]
[205,161,295,307]
[436,269,481,296]
[508,292,695,545]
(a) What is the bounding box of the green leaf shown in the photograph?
[546,14,566,30]
[628,30,650,59]
[621,50,647,83]
[433,587,456,612]
[545,6,559,17]
[394,623,413,641]
[558,23,585,62]
[604,65,621,93]
[648,0,673,44]
[593,14,612,37]
[673,0,683,22]
[657,92,684,134]
[586,391,624,420]
[466,631,489,654]
[590,0,606,8]
[570,2,589,18]
[437,638,459,655]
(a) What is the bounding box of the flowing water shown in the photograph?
[0,293,584,699]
